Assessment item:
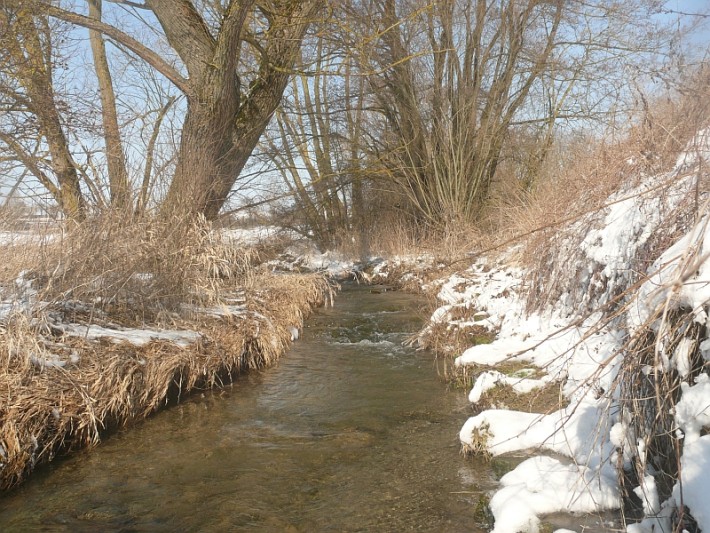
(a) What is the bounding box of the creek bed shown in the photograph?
[0,285,499,531]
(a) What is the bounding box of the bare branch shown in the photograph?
[146,0,215,81]
[14,0,192,94]
[105,0,150,9]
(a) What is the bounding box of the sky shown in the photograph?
[665,0,710,53]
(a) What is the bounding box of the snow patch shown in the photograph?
[55,323,200,347]
[490,456,618,533]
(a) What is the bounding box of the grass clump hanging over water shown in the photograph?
[0,213,332,491]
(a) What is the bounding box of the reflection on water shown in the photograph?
[0,285,495,532]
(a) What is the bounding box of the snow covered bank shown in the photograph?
[264,239,445,285]
[422,129,710,532]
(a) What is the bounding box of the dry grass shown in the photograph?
[0,215,333,491]
[442,70,710,528]
[419,317,494,359]
[0,271,331,491]
[461,422,493,458]
[511,67,710,315]
[474,381,567,416]
[40,214,260,320]
[479,65,710,271]
[612,251,710,505]
[364,212,489,265]
[453,357,568,416]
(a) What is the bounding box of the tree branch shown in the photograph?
[14,0,192,94]
[146,0,215,81]
[0,132,61,199]
[106,0,150,9]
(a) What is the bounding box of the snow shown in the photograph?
[2,262,204,350]
[425,132,710,531]
[628,217,710,331]
[267,241,358,279]
[0,301,19,321]
[183,303,247,318]
[296,249,357,278]
[460,396,615,465]
[25,349,79,369]
[633,474,660,516]
[675,127,710,170]
[55,323,200,347]
[489,456,618,533]
[2,130,709,529]
[0,230,57,247]
[222,225,280,245]
[675,374,710,445]
[674,435,710,530]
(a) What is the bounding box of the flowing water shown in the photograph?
[0,285,499,532]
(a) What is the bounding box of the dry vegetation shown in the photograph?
[493,69,710,514]
[473,381,567,416]
[480,67,710,263]
[19,214,259,319]
[0,214,332,490]
[417,300,495,358]
[406,69,710,514]
[367,214,489,263]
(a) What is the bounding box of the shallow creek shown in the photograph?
[0,285,497,531]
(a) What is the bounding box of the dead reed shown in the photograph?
[0,214,332,491]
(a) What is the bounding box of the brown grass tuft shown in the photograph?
[41,214,259,320]
[472,381,567,416]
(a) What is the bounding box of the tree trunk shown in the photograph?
[161,93,240,217]
[154,0,323,220]
[3,11,86,220]
[6,0,322,220]
[87,0,131,210]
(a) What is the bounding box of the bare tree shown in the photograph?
[348,0,680,228]
[87,0,130,210]
[0,9,86,219]
[4,0,324,220]
[1,0,693,229]
[263,36,352,249]
[259,12,380,254]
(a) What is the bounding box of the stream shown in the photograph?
[0,285,499,532]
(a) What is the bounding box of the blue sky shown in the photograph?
[665,0,710,53]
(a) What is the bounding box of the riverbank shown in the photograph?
[2,122,708,531]
[0,218,332,491]
[407,130,710,532]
